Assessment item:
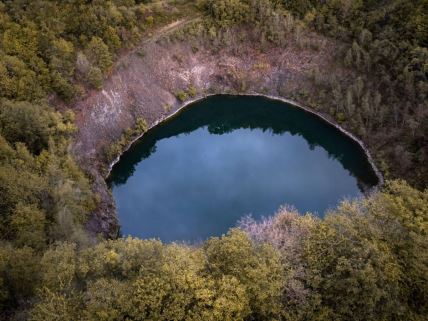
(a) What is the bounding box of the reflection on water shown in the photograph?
[108,95,378,242]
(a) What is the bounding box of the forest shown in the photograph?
[0,0,427,320]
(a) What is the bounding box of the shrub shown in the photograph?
[104,118,148,163]
[145,16,154,27]
[175,90,188,102]
[188,86,197,97]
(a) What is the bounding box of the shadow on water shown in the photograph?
[107,95,380,242]
[108,95,378,188]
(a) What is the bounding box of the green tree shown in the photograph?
[30,288,83,321]
[0,100,54,153]
[11,204,46,250]
[84,278,128,321]
[204,229,284,319]
[87,66,103,89]
[0,245,41,307]
[303,180,428,320]
[85,37,113,74]
[39,243,77,293]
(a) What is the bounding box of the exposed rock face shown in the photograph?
[71,31,340,237]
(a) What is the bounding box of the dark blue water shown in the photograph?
[108,95,378,242]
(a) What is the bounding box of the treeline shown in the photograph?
[1,180,426,320]
[0,0,166,249]
[0,0,169,102]
[0,1,188,317]
[0,0,427,319]
[202,0,295,46]
[0,99,98,319]
[289,0,428,188]
[196,0,427,188]
[0,100,96,249]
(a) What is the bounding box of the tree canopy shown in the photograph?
[0,0,427,319]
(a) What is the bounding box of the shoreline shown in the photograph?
[105,93,384,190]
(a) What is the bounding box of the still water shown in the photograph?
[108,95,379,242]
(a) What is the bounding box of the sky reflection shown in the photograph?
[109,95,378,242]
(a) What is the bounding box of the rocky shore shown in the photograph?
[71,26,381,238]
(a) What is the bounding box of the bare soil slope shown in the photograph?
[72,21,342,237]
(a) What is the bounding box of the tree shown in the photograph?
[239,207,317,319]
[11,204,46,250]
[39,243,77,293]
[84,278,127,321]
[85,37,113,74]
[0,100,53,154]
[303,180,428,320]
[30,288,83,321]
[0,245,40,306]
[204,229,284,319]
[87,66,103,89]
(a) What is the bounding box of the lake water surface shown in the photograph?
[108,95,379,242]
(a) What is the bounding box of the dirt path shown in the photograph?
[140,16,201,46]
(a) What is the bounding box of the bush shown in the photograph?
[104,118,148,163]
[175,90,188,102]
[145,16,154,27]
[188,86,197,97]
